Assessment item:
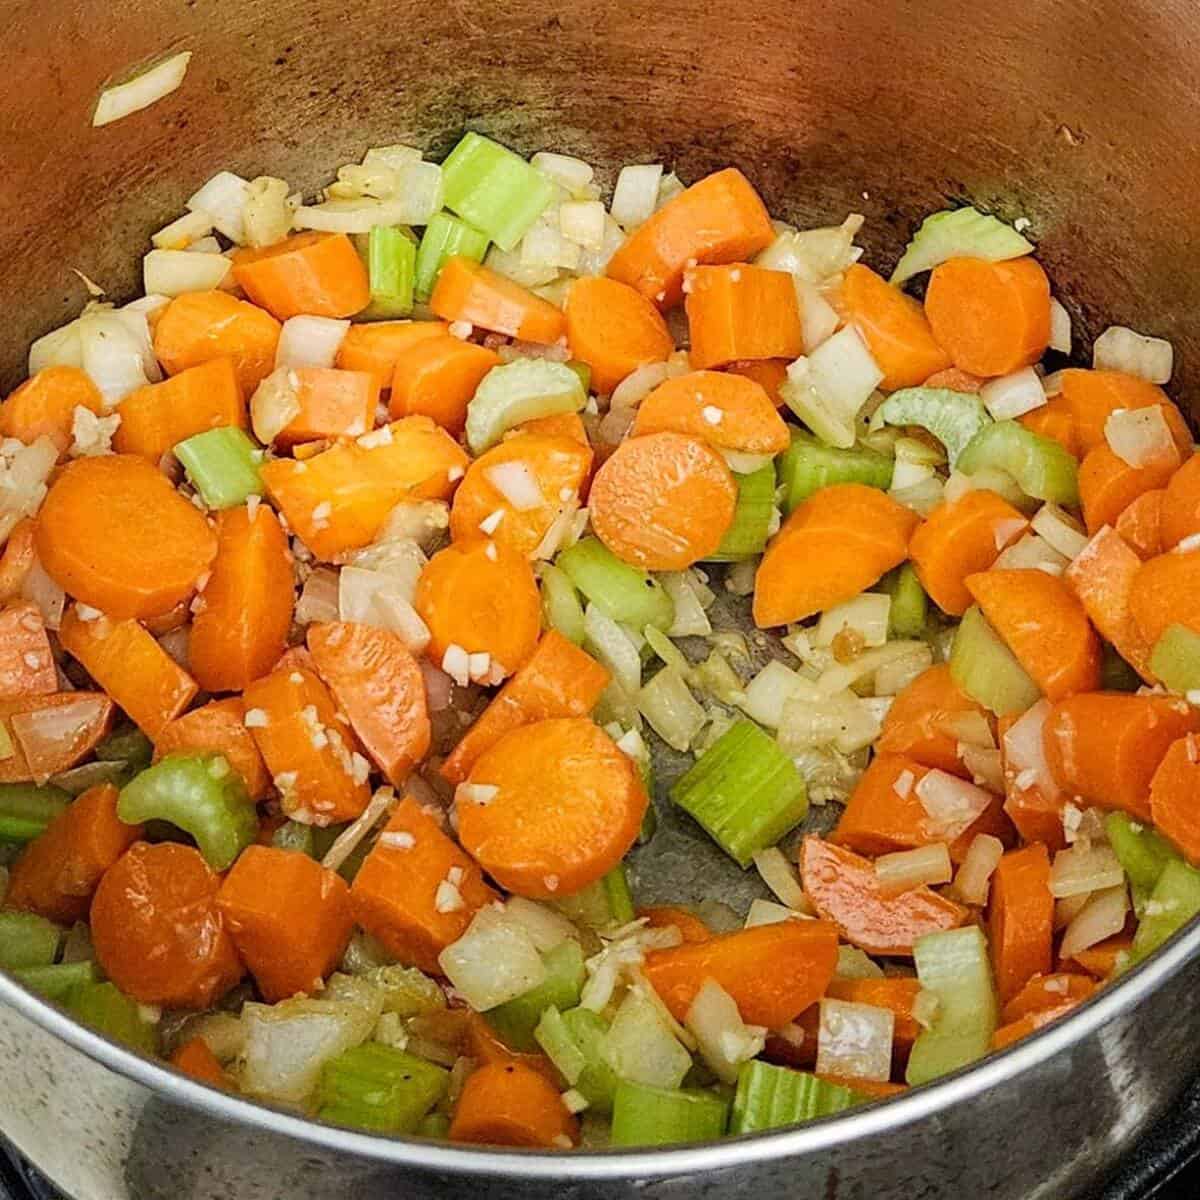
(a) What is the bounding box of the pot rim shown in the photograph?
[2,918,1197,1181]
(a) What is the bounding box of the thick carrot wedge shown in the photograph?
[841,263,951,390]
[0,366,103,455]
[154,698,271,800]
[1059,369,1192,458]
[565,276,674,394]
[1149,735,1200,865]
[876,665,992,777]
[642,917,839,1026]
[964,568,1101,700]
[638,905,712,945]
[826,976,923,1050]
[389,336,500,434]
[1069,934,1132,978]
[1042,692,1200,821]
[430,257,566,344]
[1159,455,1200,549]
[1130,548,1200,645]
[800,836,968,957]
[275,367,379,447]
[1019,394,1080,457]
[988,844,1052,1003]
[464,1010,561,1084]
[0,692,114,784]
[517,411,589,444]
[170,1037,229,1087]
[232,231,369,320]
[0,601,56,697]
[189,504,295,693]
[1116,488,1165,559]
[685,263,804,369]
[910,490,1029,616]
[335,319,450,391]
[59,609,198,738]
[726,358,789,407]
[0,519,36,602]
[449,1061,578,1149]
[1001,973,1096,1024]
[831,754,932,856]
[606,168,774,308]
[991,1004,1077,1051]
[1078,442,1178,535]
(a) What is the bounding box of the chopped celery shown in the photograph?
[554,864,635,932]
[440,131,556,252]
[11,959,99,1000]
[672,720,807,867]
[1101,644,1141,693]
[949,605,1040,716]
[611,1081,729,1146]
[604,863,636,926]
[175,426,264,510]
[876,387,992,469]
[557,537,675,631]
[67,981,158,1054]
[889,206,1035,285]
[318,1043,449,1133]
[0,912,63,970]
[884,563,928,638]
[271,818,316,857]
[601,987,692,1089]
[118,754,258,871]
[637,666,705,752]
[1106,812,1180,893]
[1150,624,1200,694]
[486,938,585,1052]
[0,783,71,843]
[956,421,1079,505]
[417,1112,451,1139]
[1129,859,1200,967]
[539,562,587,644]
[96,728,154,772]
[465,358,586,454]
[414,211,489,300]
[535,1005,622,1114]
[566,360,592,393]
[535,1006,588,1084]
[729,1060,859,1133]
[364,226,416,318]
[704,466,776,561]
[776,431,893,514]
[906,926,997,1085]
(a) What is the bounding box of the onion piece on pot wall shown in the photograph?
[93,51,192,127]
[1093,324,1173,385]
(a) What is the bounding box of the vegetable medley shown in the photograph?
[0,130,1197,1151]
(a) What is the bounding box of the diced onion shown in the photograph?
[685,978,766,1084]
[914,770,995,840]
[295,568,339,625]
[559,201,606,251]
[294,197,417,235]
[1093,325,1173,385]
[21,556,65,632]
[1104,406,1175,469]
[890,474,945,517]
[93,51,191,127]
[250,368,301,444]
[1042,370,1065,397]
[741,660,821,729]
[815,640,931,698]
[835,945,885,980]
[1031,503,1089,560]
[143,249,231,298]
[29,320,84,375]
[752,847,811,911]
[785,325,884,450]
[361,144,423,172]
[484,243,560,289]
[1060,884,1128,962]
[1049,298,1072,353]
[960,745,1004,793]
[756,214,864,283]
[873,643,935,697]
[936,711,995,749]
[1002,699,1059,799]
[275,315,350,370]
[520,219,581,271]
[981,366,1046,421]
[815,594,891,650]
[321,786,395,874]
[777,689,882,755]
[951,833,1005,905]
[1049,842,1125,898]
[503,897,578,953]
[745,899,801,927]
[874,844,953,897]
[188,171,252,244]
[660,571,713,637]
[243,177,295,249]
[637,666,706,752]
[438,907,546,1011]
[80,310,156,406]
[611,164,663,229]
[152,209,214,251]
[993,533,1068,574]
[576,214,627,277]
[796,278,840,352]
[584,604,642,696]
[531,151,595,197]
[1054,890,1091,930]
[376,501,450,552]
[484,460,544,512]
[943,467,1026,510]
[816,997,894,1083]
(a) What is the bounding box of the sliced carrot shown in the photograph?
[307,621,430,785]
[637,905,712,945]
[189,505,294,693]
[90,842,244,1009]
[606,168,774,308]
[1149,735,1200,866]
[388,336,500,434]
[876,664,993,777]
[37,455,217,620]
[565,276,674,393]
[1042,692,1200,821]
[448,433,593,557]
[463,1011,561,1085]
[909,490,1029,616]
[335,319,450,391]
[988,844,1052,1003]
[685,263,804,370]
[726,358,789,407]
[841,263,951,390]
[1116,488,1165,559]
[1159,454,1200,549]
[154,698,271,801]
[1059,369,1192,458]
[826,976,923,1050]
[631,370,790,456]
[0,366,103,455]
[1001,973,1097,1024]
[923,367,985,394]
[459,717,646,899]
[114,357,245,461]
[1130,548,1200,646]
[59,609,198,738]
[1019,394,1079,458]
[449,1061,578,1149]
[242,665,372,825]
[991,1003,1077,1051]
[0,519,37,602]
[0,601,56,697]
[350,796,498,974]
[430,257,566,344]
[0,692,114,784]
[964,568,1101,700]
[232,231,369,320]
[153,290,282,394]
[517,411,589,444]
[274,367,380,447]
[924,256,1050,377]
[800,835,968,957]
[1069,934,1132,978]
[754,484,919,628]
[642,918,839,1027]
[4,784,141,923]
[216,844,354,1002]
[832,754,932,856]
[170,1037,229,1087]
[1078,442,1179,535]
[951,794,1018,864]
[440,631,609,785]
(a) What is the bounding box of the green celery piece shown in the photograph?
[465,358,585,455]
[950,605,1041,716]
[876,388,992,469]
[566,360,592,394]
[95,728,154,772]
[611,1081,729,1146]
[1129,858,1200,967]
[441,132,556,252]
[884,563,929,638]
[416,1112,451,1139]
[956,421,1079,505]
[561,1007,620,1113]
[889,206,1035,285]
[603,863,636,926]
[0,783,71,843]
[671,720,807,867]
[271,819,317,857]
[557,537,674,631]
[535,1005,588,1083]
[601,987,692,1089]
[1106,812,1181,893]
[1150,624,1200,694]
[906,926,998,1085]
[118,753,258,871]
[486,939,585,1052]
[67,981,158,1054]
[705,466,777,561]
[729,1061,859,1133]
[777,431,893,514]
[11,959,99,1000]
[1101,644,1141,693]
[539,562,587,644]
[318,1043,449,1133]
[365,226,416,318]
[0,912,63,970]
[175,427,264,510]
[414,212,490,301]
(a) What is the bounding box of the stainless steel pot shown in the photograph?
[3,0,1200,1196]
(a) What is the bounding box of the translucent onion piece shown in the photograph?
[1049,298,1072,353]
[1049,843,1125,899]
[685,978,767,1084]
[752,847,810,911]
[980,366,1046,421]
[815,594,891,650]
[874,844,953,897]
[484,460,544,512]
[610,164,663,229]
[1060,884,1128,962]
[1031,503,1088,560]
[275,316,350,370]
[295,568,340,625]
[1093,325,1173,385]
[438,907,546,1012]
[143,249,231,298]
[503,897,578,953]
[914,769,995,841]
[188,171,252,245]
[1002,699,1059,799]
[816,997,894,1083]
[951,833,1005,905]
[93,51,191,127]
[1104,406,1175,469]
[835,945,885,980]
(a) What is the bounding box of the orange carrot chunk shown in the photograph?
[170,1037,229,1087]
[1116,488,1165,559]
[685,263,804,370]
[923,367,986,394]
[274,367,380,447]
[1069,934,1133,979]
[1130,548,1200,646]
[232,231,369,320]
[1078,442,1179,536]
[831,754,932,856]
[388,336,500,434]
[991,1004,1078,1052]
[335,319,450,391]
[154,698,271,801]
[0,692,114,784]
[1059,369,1192,458]
[988,844,1053,1003]
[0,519,36,603]
[430,257,566,344]
[637,906,713,945]
[565,276,674,394]
[1159,454,1200,550]
[1149,734,1200,866]
[0,367,103,455]
[1001,972,1097,1023]
[1020,394,1079,459]
[0,601,56,698]
[449,1061,578,1149]
[725,359,789,407]
[876,664,992,777]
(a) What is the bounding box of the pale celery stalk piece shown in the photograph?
[889,206,1035,285]
[876,388,993,469]
[781,326,883,450]
[465,359,586,455]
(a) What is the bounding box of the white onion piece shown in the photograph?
[93,51,191,127]
[1060,884,1128,962]
[815,640,931,698]
[361,144,423,171]
[188,172,251,245]
[439,907,546,1011]
[1049,843,1125,898]
[484,461,544,512]
[1054,890,1092,930]
[294,198,417,236]
[752,847,811,911]
[611,164,663,229]
[1093,325,1173,385]
[943,467,1026,509]
[295,568,339,625]
[816,998,894,1083]
[815,594,891,649]
[890,474,945,517]
[275,316,350,370]
[520,219,580,271]
[250,368,301,444]
[796,278,840,352]
[531,151,595,196]
[20,556,65,631]
[1042,370,1065,397]
[874,843,953,897]
[660,571,713,637]
[835,945,885,980]
[1048,298,1072,353]
[371,591,431,654]
[915,770,995,840]
[484,243,559,289]
[576,214,627,277]
[742,660,821,729]
[152,209,214,251]
[952,833,1005,905]
[610,361,677,410]
[503,897,577,953]
[243,177,295,249]
[981,366,1046,421]
[376,501,450,552]
[321,786,395,874]
[1104,406,1176,469]
[993,532,1068,574]
[936,711,995,749]
[29,320,84,375]
[637,666,706,752]
[961,745,1004,793]
[559,201,606,250]
[874,644,935,697]
[785,325,884,450]
[79,311,153,406]
[685,979,767,1084]
[777,690,883,756]
[583,604,642,696]
[744,899,803,927]
[1032,503,1089,560]
[1002,699,1059,798]
[756,214,864,283]
[143,249,231,298]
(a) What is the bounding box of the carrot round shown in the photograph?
[964,568,1101,700]
[1001,973,1096,1024]
[726,358,789,407]
[876,664,992,777]
[0,366,103,455]
[154,698,271,800]
[832,753,932,856]
[90,842,244,1008]
[1059,368,1192,458]
[1130,548,1200,646]
[589,431,737,571]
[642,917,839,1027]
[923,366,986,394]
[630,370,790,456]
[335,319,450,391]
[459,717,646,899]
[754,484,919,628]
[909,490,1029,616]
[388,335,500,433]
[37,454,216,620]
[841,263,951,390]
[1042,692,1200,821]
[449,1061,578,1149]
[638,905,712,945]
[988,844,1052,1003]
[430,257,566,344]
[1078,442,1178,535]
[1149,735,1200,865]
[190,504,294,693]
[1019,394,1079,459]
[170,1037,229,1087]
[232,231,369,320]
[414,538,541,679]
[565,276,674,394]
[1159,454,1200,549]
[0,518,36,602]
[685,263,804,370]
[1116,488,1165,559]
[924,256,1051,377]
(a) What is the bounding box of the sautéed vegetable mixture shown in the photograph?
[0,132,1197,1149]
